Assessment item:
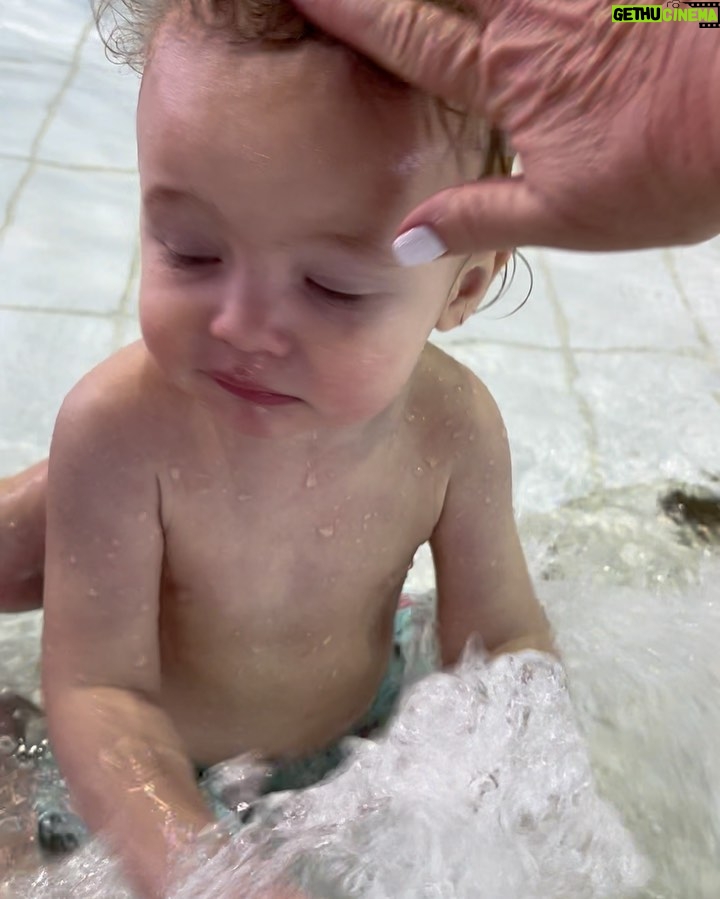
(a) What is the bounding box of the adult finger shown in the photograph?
[391,177,550,262]
[391,172,687,262]
[292,0,489,111]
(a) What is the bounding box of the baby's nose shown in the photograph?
[209,289,291,357]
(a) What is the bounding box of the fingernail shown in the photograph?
[392,225,448,267]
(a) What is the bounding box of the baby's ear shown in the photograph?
[435,250,512,332]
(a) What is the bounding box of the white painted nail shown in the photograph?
[392,225,448,267]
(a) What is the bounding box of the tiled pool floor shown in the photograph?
[2,1,718,512]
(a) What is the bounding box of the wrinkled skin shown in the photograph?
[292,0,720,253]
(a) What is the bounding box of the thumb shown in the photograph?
[392,177,558,262]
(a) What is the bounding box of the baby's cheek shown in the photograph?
[138,292,167,356]
[138,288,191,368]
[323,353,411,419]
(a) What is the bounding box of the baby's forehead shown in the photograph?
[145,18,448,153]
[139,18,475,224]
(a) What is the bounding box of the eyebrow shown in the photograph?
[144,185,216,212]
[143,185,396,271]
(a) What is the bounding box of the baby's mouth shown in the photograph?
[207,371,300,406]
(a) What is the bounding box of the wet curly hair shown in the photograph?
[92,0,511,178]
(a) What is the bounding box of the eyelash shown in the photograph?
[161,249,366,304]
[306,279,365,305]
[163,249,220,270]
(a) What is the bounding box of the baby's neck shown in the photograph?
[206,391,409,473]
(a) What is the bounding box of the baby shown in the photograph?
[0,0,553,896]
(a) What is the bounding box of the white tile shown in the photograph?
[668,238,720,358]
[37,41,139,169]
[0,165,139,313]
[0,157,26,213]
[574,352,720,488]
[0,310,116,474]
[442,343,595,514]
[0,60,69,157]
[545,247,701,350]
[124,248,141,318]
[433,248,563,350]
[0,0,90,64]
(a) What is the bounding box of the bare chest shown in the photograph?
[153,454,444,761]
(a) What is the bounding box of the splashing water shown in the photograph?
[3,648,650,899]
[2,492,719,898]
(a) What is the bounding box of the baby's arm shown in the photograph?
[0,459,47,611]
[429,370,554,667]
[42,383,216,899]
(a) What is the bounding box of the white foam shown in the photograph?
[6,648,649,899]
[3,540,719,898]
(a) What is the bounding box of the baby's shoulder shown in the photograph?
[406,344,510,484]
[412,343,504,440]
[53,341,176,458]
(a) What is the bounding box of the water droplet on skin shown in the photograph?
[87,588,99,597]
[305,470,317,488]
[413,466,424,477]
[456,384,463,392]
[317,524,335,538]
[138,511,148,522]
[7,520,16,530]
[322,635,332,646]
[237,493,252,502]
[425,456,439,469]
[452,431,463,440]
[135,655,147,668]
[68,555,77,565]
[170,467,180,481]
[405,412,416,423]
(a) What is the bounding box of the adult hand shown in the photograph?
[292,0,720,260]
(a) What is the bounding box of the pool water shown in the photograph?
[1,1,719,896]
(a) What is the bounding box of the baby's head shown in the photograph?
[98,0,511,437]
